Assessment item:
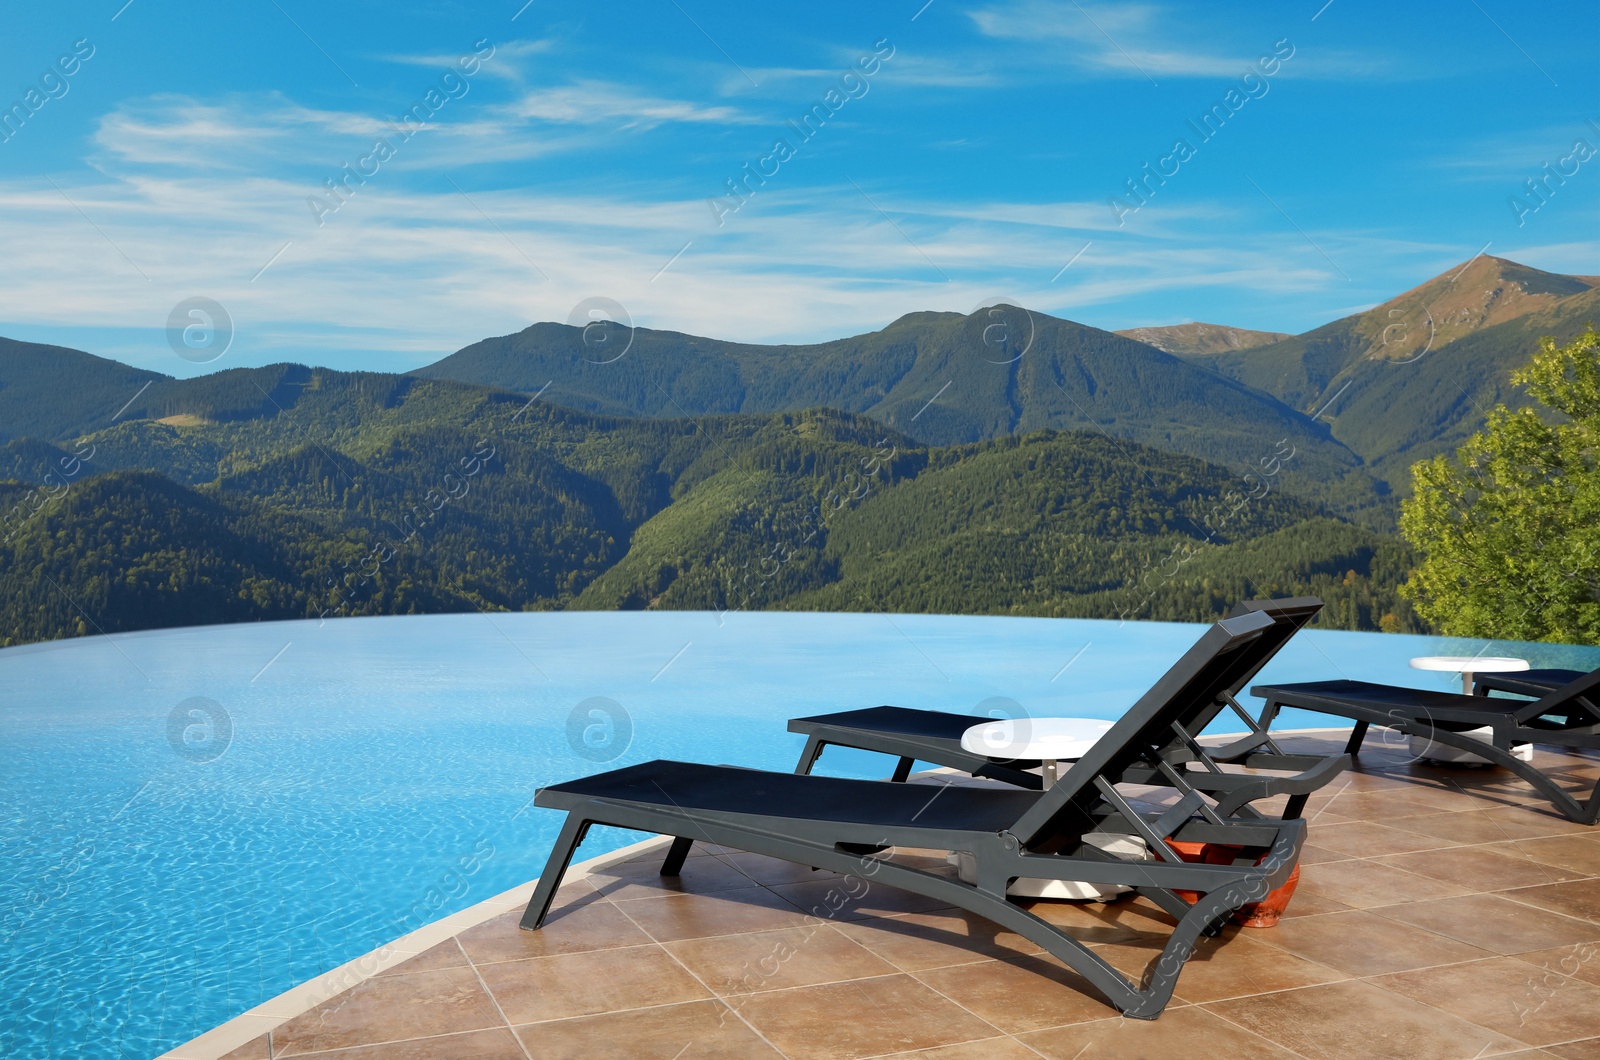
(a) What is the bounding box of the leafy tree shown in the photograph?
[1401,327,1600,642]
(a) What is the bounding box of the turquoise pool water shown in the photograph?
[2,611,1596,1057]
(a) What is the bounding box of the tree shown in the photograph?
[1401,326,1600,642]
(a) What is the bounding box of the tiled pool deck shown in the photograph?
[180,734,1600,1059]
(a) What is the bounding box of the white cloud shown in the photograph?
[90,80,757,176]
[501,81,757,128]
[375,37,557,82]
[968,0,1256,79]
[0,157,1449,375]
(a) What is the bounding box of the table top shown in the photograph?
[1409,655,1529,673]
[960,717,1116,760]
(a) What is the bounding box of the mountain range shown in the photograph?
[0,255,1590,646]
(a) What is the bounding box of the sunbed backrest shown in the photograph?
[1009,610,1277,846]
[1518,665,1600,724]
[1174,597,1322,736]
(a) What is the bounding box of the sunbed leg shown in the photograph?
[1343,721,1369,756]
[661,836,694,875]
[1282,793,1309,819]
[890,756,915,783]
[794,736,826,775]
[520,816,591,930]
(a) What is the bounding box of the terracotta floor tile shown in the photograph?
[1375,956,1600,1046]
[1256,908,1492,976]
[1377,894,1600,955]
[708,851,843,887]
[1158,930,1347,1004]
[732,973,1000,1058]
[1306,820,1461,858]
[913,952,1144,1032]
[1079,931,1170,983]
[1278,889,1351,918]
[1295,843,1357,866]
[457,903,653,964]
[1481,805,1600,838]
[1016,1004,1296,1058]
[217,1035,270,1059]
[1501,879,1600,924]
[832,907,1043,971]
[1206,979,1527,1059]
[282,1026,529,1059]
[476,943,710,1025]
[1322,767,1418,792]
[1505,836,1600,876]
[1391,810,1538,846]
[1019,895,1174,943]
[1513,942,1600,988]
[1294,857,1471,909]
[588,854,775,900]
[374,938,469,977]
[1320,784,1482,820]
[769,877,956,922]
[611,887,813,942]
[1547,1039,1600,1059]
[271,966,503,1056]
[1373,845,1585,893]
[513,998,779,1058]
[883,1036,1042,1058]
[665,924,898,996]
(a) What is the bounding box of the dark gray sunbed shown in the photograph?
[520,610,1305,1020]
[1253,669,1600,824]
[1475,667,1593,700]
[789,598,1344,819]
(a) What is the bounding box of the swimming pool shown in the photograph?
[2,611,1596,1057]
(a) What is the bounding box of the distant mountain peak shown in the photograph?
[1359,255,1592,362]
[1114,322,1291,356]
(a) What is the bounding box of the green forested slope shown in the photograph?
[1194,262,1598,487]
[573,429,1420,630]
[413,308,1381,514]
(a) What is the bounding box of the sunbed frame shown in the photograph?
[521,611,1305,1019]
[1253,670,1600,824]
[789,598,1344,818]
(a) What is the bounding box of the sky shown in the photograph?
[0,0,1595,377]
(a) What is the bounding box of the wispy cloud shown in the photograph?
[87,83,756,179]
[375,37,557,81]
[500,80,757,127]
[0,158,1482,374]
[968,0,1257,78]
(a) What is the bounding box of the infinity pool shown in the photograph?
[3,611,1596,1057]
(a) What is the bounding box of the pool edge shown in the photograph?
[157,833,675,1060]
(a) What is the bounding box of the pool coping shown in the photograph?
[157,833,676,1060]
[161,726,1351,1059]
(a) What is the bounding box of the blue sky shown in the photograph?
[0,0,1595,376]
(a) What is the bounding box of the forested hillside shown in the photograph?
[14,254,1583,649]
[414,306,1386,519]
[0,344,1421,645]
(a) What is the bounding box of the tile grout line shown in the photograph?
[1207,975,1540,1056]
[1192,1001,1320,1060]
[897,964,1060,1058]
[602,882,792,1056]
[461,941,539,1060]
